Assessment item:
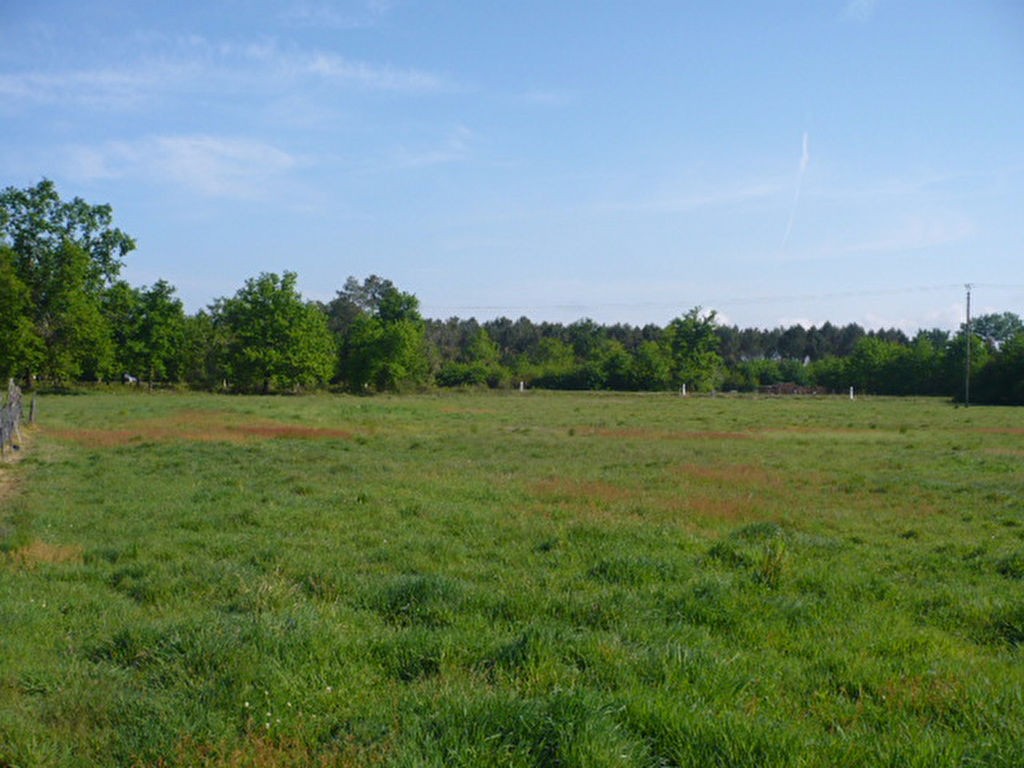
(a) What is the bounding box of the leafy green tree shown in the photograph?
[0,246,43,380]
[943,331,990,402]
[1,180,135,384]
[215,272,336,393]
[631,340,672,390]
[327,274,397,337]
[180,311,225,389]
[103,280,143,377]
[664,307,724,391]
[0,179,135,292]
[970,312,1022,348]
[846,336,899,394]
[435,327,508,388]
[337,280,430,392]
[135,280,187,385]
[594,339,634,390]
[973,335,1024,404]
[808,356,848,392]
[35,241,114,383]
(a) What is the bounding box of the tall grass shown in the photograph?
[1,391,1022,766]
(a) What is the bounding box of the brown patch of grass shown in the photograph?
[46,410,354,447]
[986,448,1024,457]
[977,427,1024,435]
[161,732,391,768]
[658,462,784,524]
[879,673,965,715]
[529,474,767,527]
[675,463,780,488]
[534,477,638,507]
[583,427,755,440]
[669,494,759,522]
[9,539,84,568]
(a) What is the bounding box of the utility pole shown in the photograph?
[965,283,972,407]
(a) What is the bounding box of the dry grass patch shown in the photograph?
[530,477,653,523]
[166,733,392,768]
[8,539,84,568]
[46,410,353,446]
[582,427,755,441]
[879,673,966,716]
[674,463,780,488]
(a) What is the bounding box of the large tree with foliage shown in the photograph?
[0,246,43,381]
[0,179,135,384]
[336,277,430,392]
[664,307,724,391]
[970,312,1022,348]
[135,280,187,385]
[214,272,336,393]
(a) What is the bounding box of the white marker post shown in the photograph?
[849,386,855,400]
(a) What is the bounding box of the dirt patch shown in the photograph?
[46,410,354,447]
[977,427,1024,436]
[9,539,84,568]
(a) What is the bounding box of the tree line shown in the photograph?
[2,180,1021,404]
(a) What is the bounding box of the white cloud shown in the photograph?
[0,68,160,109]
[280,1,394,30]
[843,0,879,22]
[303,53,446,92]
[602,180,783,215]
[392,125,475,168]
[63,135,301,199]
[841,213,974,255]
[0,35,450,114]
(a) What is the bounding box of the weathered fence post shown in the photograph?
[1,379,27,456]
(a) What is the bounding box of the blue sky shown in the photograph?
[2,1,1022,332]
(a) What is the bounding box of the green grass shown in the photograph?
[2,391,1023,766]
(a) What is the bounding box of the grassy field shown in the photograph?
[1,390,1023,767]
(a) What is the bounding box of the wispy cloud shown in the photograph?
[0,35,451,113]
[280,1,394,30]
[63,135,301,199]
[781,131,810,249]
[303,53,447,92]
[392,125,476,168]
[513,89,578,106]
[599,179,782,215]
[843,0,879,22]
[0,68,166,109]
[841,213,973,255]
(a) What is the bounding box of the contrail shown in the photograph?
[781,131,810,249]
